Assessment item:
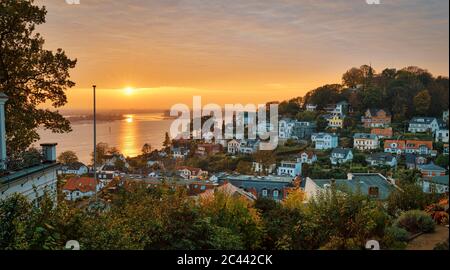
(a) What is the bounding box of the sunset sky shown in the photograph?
[36,0,449,111]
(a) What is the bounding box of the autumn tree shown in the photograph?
[413,90,431,115]
[91,142,109,165]
[342,67,364,88]
[141,143,152,156]
[57,151,78,164]
[0,0,77,156]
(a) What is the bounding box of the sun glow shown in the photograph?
[124,87,134,95]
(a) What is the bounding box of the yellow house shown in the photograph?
[327,114,344,129]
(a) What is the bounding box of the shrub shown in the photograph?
[394,210,436,234]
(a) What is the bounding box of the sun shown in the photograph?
[124,87,134,96]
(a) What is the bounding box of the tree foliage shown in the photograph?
[0,0,76,155]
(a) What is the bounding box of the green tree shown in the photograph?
[435,155,449,169]
[0,0,77,155]
[57,151,78,164]
[413,90,431,115]
[342,67,364,88]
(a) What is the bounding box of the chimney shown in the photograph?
[0,92,8,170]
[347,173,354,180]
[41,143,58,163]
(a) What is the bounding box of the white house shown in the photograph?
[408,117,441,133]
[306,104,317,112]
[311,133,338,150]
[353,133,379,151]
[277,160,302,177]
[420,175,449,194]
[443,110,449,122]
[0,93,59,204]
[176,166,208,180]
[252,162,276,174]
[297,151,317,165]
[62,177,104,201]
[239,139,260,154]
[330,148,353,165]
[227,139,241,155]
[58,162,89,176]
[435,129,449,143]
[278,118,296,139]
[172,147,190,159]
[366,152,397,167]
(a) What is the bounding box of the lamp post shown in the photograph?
[93,85,97,201]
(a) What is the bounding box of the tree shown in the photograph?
[0,0,77,155]
[163,132,171,149]
[57,151,78,164]
[283,189,306,210]
[342,67,364,88]
[91,142,109,165]
[236,160,253,174]
[141,143,152,156]
[413,90,431,115]
[435,155,449,169]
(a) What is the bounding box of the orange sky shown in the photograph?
[36,0,449,111]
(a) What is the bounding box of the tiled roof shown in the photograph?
[63,177,97,193]
[331,148,352,156]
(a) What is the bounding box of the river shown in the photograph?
[38,113,173,164]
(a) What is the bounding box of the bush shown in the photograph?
[385,226,409,242]
[394,210,436,234]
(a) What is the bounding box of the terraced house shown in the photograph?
[384,139,435,156]
[353,133,379,151]
[311,133,339,150]
[361,109,391,128]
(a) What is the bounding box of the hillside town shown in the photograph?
[0,1,448,252]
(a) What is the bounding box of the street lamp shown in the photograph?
[93,85,97,201]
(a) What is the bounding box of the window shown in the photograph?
[262,189,268,197]
[273,190,279,198]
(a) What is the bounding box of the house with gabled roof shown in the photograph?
[420,175,449,194]
[366,152,397,167]
[361,109,391,128]
[418,162,446,179]
[384,139,434,156]
[353,133,379,151]
[408,117,441,133]
[304,173,397,201]
[62,177,104,201]
[330,148,353,165]
[58,162,89,176]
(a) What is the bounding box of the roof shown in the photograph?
[354,133,378,140]
[310,173,394,200]
[199,182,257,201]
[312,132,337,139]
[371,128,393,137]
[63,177,97,193]
[0,92,8,99]
[409,117,438,125]
[418,162,446,172]
[425,175,449,186]
[0,163,60,185]
[299,151,316,159]
[220,174,293,183]
[63,162,87,170]
[331,148,352,156]
[176,166,203,174]
[366,108,390,117]
[367,152,395,162]
[384,140,433,150]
